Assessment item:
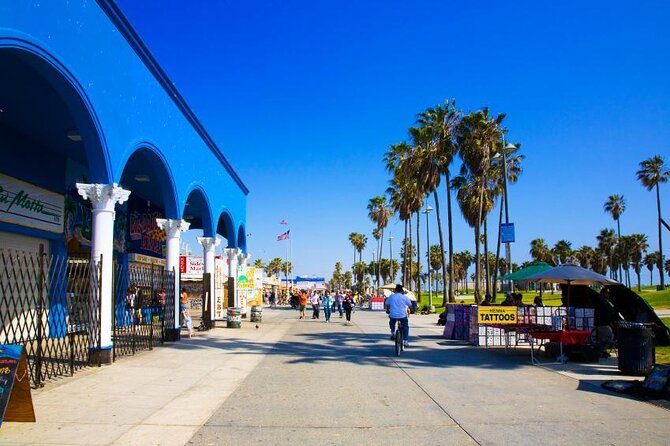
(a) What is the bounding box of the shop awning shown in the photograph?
[499,261,553,281]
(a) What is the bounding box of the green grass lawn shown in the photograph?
[416,286,670,311]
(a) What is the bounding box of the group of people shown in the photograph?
[481,292,544,307]
[290,289,356,324]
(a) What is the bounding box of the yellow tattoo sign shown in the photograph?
[478,306,517,324]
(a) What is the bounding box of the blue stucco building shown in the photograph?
[1,1,249,364]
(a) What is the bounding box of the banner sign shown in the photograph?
[179,256,204,275]
[127,195,166,258]
[214,258,225,320]
[238,266,255,290]
[0,173,64,233]
[501,223,515,243]
[477,306,518,324]
[0,344,35,426]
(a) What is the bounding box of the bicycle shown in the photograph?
[394,318,405,357]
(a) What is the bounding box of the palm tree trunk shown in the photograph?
[446,170,455,303]
[416,211,421,299]
[617,218,623,281]
[379,227,385,284]
[656,184,665,289]
[493,196,504,298]
[637,268,642,292]
[408,216,413,290]
[402,220,408,287]
[484,217,490,295]
[474,225,481,303]
[433,190,448,306]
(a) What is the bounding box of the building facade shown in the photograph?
[0,1,248,372]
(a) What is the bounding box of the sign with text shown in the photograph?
[0,345,35,426]
[477,306,518,324]
[0,173,64,233]
[501,223,515,243]
[179,256,204,275]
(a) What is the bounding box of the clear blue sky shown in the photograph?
[118,0,670,283]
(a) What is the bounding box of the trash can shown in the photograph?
[615,322,655,376]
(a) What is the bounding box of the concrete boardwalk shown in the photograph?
[2,308,669,445]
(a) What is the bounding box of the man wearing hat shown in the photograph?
[385,284,412,347]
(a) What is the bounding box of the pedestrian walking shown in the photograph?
[335,290,344,318]
[298,290,308,319]
[343,292,354,325]
[321,291,334,323]
[310,291,321,319]
[269,290,276,308]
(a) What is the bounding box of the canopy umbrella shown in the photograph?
[499,261,552,281]
[381,288,416,301]
[525,263,619,312]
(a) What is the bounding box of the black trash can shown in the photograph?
[615,322,655,376]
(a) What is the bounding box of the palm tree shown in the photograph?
[597,229,617,278]
[280,260,292,288]
[367,196,392,283]
[637,155,669,289]
[352,262,367,294]
[267,257,283,278]
[455,108,506,301]
[348,232,359,267]
[416,101,461,304]
[604,194,626,280]
[332,262,344,289]
[644,252,659,287]
[574,246,594,269]
[628,233,649,291]
[253,258,265,269]
[529,238,551,263]
[552,240,573,264]
[371,228,381,286]
[348,233,367,265]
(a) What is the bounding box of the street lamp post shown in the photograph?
[422,204,433,307]
[502,143,514,291]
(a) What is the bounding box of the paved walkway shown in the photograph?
[2,308,669,445]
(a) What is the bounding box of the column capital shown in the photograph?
[224,247,241,259]
[237,252,251,265]
[197,236,220,252]
[76,183,131,211]
[156,218,190,238]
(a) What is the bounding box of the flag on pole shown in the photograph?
[280,220,288,225]
[277,230,290,241]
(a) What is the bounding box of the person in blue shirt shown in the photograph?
[321,291,334,323]
[385,284,412,347]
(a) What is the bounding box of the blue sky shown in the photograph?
[118,0,670,282]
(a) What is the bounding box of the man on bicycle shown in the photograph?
[385,284,411,347]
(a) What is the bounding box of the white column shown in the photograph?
[77,183,130,362]
[224,248,240,307]
[157,218,190,333]
[198,237,220,320]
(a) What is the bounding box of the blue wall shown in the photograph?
[0,1,248,245]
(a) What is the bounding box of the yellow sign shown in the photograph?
[477,306,518,324]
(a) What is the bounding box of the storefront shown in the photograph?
[1,0,250,383]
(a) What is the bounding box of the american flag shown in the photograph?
[277,230,290,241]
[280,220,288,225]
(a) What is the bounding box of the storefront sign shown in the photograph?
[477,306,517,324]
[129,253,166,267]
[238,265,255,290]
[0,173,64,233]
[214,258,225,320]
[0,345,35,425]
[179,256,204,275]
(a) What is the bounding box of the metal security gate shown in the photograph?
[112,262,175,360]
[0,247,102,388]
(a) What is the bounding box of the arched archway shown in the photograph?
[237,225,247,253]
[118,144,179,219]
[215,209,237,248]
[182,186,214,237]
[0,42,110,187]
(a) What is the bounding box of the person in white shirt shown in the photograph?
[384,284,412,347]
[309,291,321,319]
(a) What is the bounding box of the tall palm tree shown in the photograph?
[644,252,659,287]
[371,228,382,286]
[455,108,506,301]
[267,257,283,278]
[367,195,393,276]
[604,194,626,280]
[628,233,649,291]
[348,232,360,267]
[416,101,461,304]
[597,229,617,278]
[637,155,669,289]
[253,258,265,269]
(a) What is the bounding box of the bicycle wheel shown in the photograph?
[395,327,402,356]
